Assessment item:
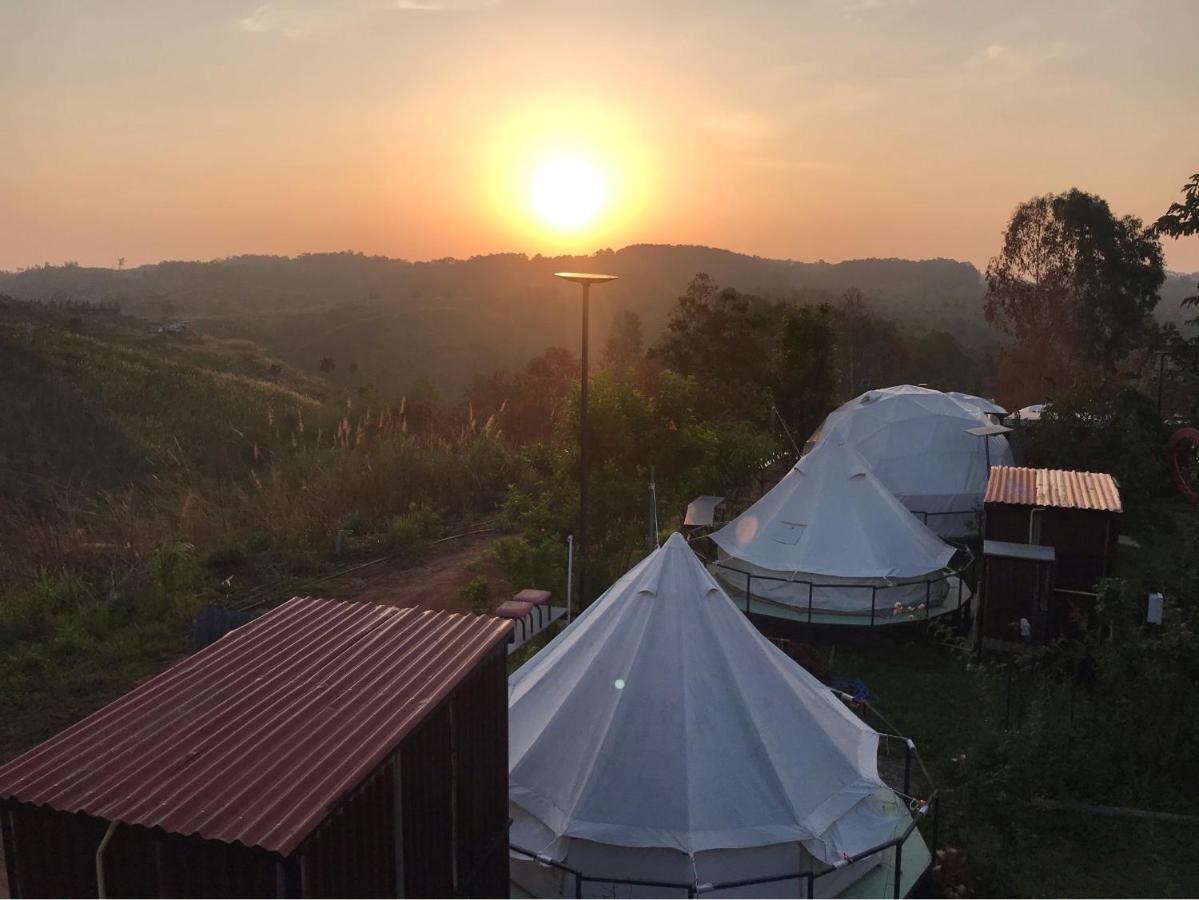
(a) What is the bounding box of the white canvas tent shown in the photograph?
[816,385,1014,538]
[709,440,956,617]
[1009,402,1048,423]
[509,534,926,898]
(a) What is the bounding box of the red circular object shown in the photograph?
[1167,427,1199,505]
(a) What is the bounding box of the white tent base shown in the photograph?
[509,826,933,899]
[720,573,974,629]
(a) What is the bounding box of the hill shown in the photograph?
[0,247,991,394]
[0,296,324,507]
[3,246,1193,395]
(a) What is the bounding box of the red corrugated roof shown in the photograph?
[984,466,1122,513]
[0,597,511,855]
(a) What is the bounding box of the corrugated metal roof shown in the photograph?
[0,597,511,856]
[984,466,1123,513]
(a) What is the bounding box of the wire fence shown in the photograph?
[510,697,938,898]
[703,544,976,628]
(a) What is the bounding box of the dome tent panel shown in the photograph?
[817,385,1014,537]
[509,534,923,897]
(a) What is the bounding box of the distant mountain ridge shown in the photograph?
[1,244,1193,394]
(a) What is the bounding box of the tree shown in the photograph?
[984,190,1164,394]
[829,289,908,398]
[602,309,644,373]
[650,274,777,422]
[1028,381,1165,516]
[1153,172,1199,313]
[117,256,125,270]
[319,356,336,373]
[905,330,980,394]
[1154,172,1199,240]
[771,304,837,442]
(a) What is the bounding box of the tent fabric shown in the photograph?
[715,560,950,615]
[1010,403,1047,422]
[710,441,954,579]
[815,384,1014,537]
[945,391,1007,416]
[508,533,905,874]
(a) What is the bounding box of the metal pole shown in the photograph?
[1158,351,1167,420]
[648,465,658,551]
[565,535,573,624]
[893,839,903,899]
[578,282,590,608]
[903,741,912,798]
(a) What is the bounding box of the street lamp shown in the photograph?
[555,271,618,609]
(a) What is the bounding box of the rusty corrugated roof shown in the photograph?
[0,597,511,855]
[984,466,1122,513]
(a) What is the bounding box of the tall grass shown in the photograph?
[0,395,518,757]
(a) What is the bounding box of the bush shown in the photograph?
[1029,381,1167,518]
[384,515,426,559]
[490,535,564,594]
[460,576,491,614]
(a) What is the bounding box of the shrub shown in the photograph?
[460,576,491,614]
[384,516,426,559]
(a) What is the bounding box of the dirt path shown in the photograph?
[322,533,516,614]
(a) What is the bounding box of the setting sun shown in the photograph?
[527,155,607,232]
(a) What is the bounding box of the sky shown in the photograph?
[2,0,1197,272]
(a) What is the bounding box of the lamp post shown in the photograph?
[555,271,618,608]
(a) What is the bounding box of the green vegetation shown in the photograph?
[3,179,1199,898]
[460,576,491,615]
[829,635,1199,897]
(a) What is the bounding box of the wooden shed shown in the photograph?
[980,466,1122,649]
[0,597,512,898]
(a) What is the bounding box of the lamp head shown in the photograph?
[554,272,619,286]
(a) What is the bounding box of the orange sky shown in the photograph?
[2,0,1197,272]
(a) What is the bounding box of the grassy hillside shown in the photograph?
[0,296,324,507]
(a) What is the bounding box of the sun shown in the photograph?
[526,155,608,232]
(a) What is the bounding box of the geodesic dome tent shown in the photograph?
[816,385,1014,538]
[709,440,957,619]
[945,391,1007,419]
[508,534,929,898]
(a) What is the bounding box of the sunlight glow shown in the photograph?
[527,155,607,232]
[481,98,655,250]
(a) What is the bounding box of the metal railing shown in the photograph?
[707,545,976,628]
[509,711,939,898]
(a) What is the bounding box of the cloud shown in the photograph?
[392,0,503,9]
[238,0,502,38]
[969,40,1070,70]
[238,3,335,38]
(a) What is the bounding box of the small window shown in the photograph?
[770,521,806,546]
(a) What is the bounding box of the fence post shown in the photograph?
[903,740,912,799]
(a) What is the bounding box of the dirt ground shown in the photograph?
[321,532,518,614]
